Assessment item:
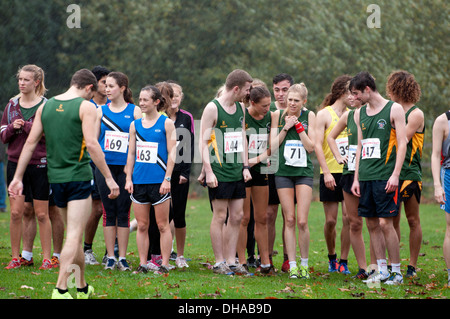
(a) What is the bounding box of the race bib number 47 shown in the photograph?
[361,138,381,159]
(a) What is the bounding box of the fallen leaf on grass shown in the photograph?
[20,285,34,290]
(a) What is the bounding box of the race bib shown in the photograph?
[284,140,307,167]
[224,132,243,154]
[361,138,381,160]
[347,144,357,171]
[336,137,349,157]
[104,131,129,153]
[248,133,268,154]
[136,141,158,163]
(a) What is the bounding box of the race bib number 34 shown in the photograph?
[224,132,243,154]
[136,141,158,163]
[361,138,381,159]
[104,131,129,153]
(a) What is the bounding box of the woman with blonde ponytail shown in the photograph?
[1,64,53,270]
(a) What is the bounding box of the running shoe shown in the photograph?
[77,285,95,299]
[212,262,234,275]
[363,271,390,285]
[52,289,73,299]
[84,249,99,265]
[176,256,189,268]
[5,258,21,269]
[352,268,369,280]
[147,259,160,271]
[104,258,116,270]
[281,259,290,273]
[405,265,417,278]
[328,259,339,272]
[260,265,276,276]
[20,256,34,266]
[385,272,403,285]
[170,251,177,261]
[299,265,310,279]
[151,255,162,266]
[289,266,299,279]
[338,262,351,275]
[39,259,53,270]
[117,259,131,271]
[155,265,170,275]
[230,264,252,276]
[50,256,60,268]
[135,264,149,274]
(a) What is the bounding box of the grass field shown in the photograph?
[0,197,449,301]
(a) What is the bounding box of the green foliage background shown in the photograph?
[0,0,448,198]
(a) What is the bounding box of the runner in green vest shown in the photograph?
[350,71,407,286]
[8,69,119,299]
[270,83,315,279]
[386,70,424,279]
[199,69,252,275]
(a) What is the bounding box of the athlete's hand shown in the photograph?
[197,170,206,187]
[179,175,188,184]
[8,178,23,198]
[125,179,133,194]
[385,174,399,193]
[206,172,218,188]
[160,180,170,195]
[335,155,348,165]
[324,172,336,191]
[434,185,446,205]
[243,168,252,183]
[12,119,25,130]
[106,177,120,199]
[351,180,360,197]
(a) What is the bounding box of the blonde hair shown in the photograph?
[16,64,47,97]
[281,83,308,119]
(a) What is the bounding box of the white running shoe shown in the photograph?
[385,272,403,285]
[84,249,100,265]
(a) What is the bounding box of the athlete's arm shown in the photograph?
[351,108,362,197]
[327,111,349,164]
[124,121,136,194]
[300,110,315,153]
[81,100,119,199]
[431,113,448,205]
[7,103,45,197]
[386,102,407,193]
[199,102,218,188]
[314,109,336,190]
[161,118,176,195]
[95,106,103,140]
[240,103,252,182]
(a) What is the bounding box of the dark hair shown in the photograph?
[273,73,294,86]
[70,69,98,91]
[141,85,166,110]
[91,65,110,81]
[319,74,352,109]
[155,81,174,113]
[349,71,377,92]
[386,70,421,104]
[250,86,271,104]
[107,72,133,104]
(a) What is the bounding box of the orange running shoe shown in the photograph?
[50,256,60,268]
[39,259,53,270]
[5,258,21,269]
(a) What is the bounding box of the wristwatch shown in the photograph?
[164,176,171,182]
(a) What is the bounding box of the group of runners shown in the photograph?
[2,65,450,299]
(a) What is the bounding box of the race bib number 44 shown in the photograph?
[224,132,243,154]
[136,141,158,163]
[104,131,129,153]
[361,138,381,159]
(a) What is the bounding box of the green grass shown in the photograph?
[0,198,449,300]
